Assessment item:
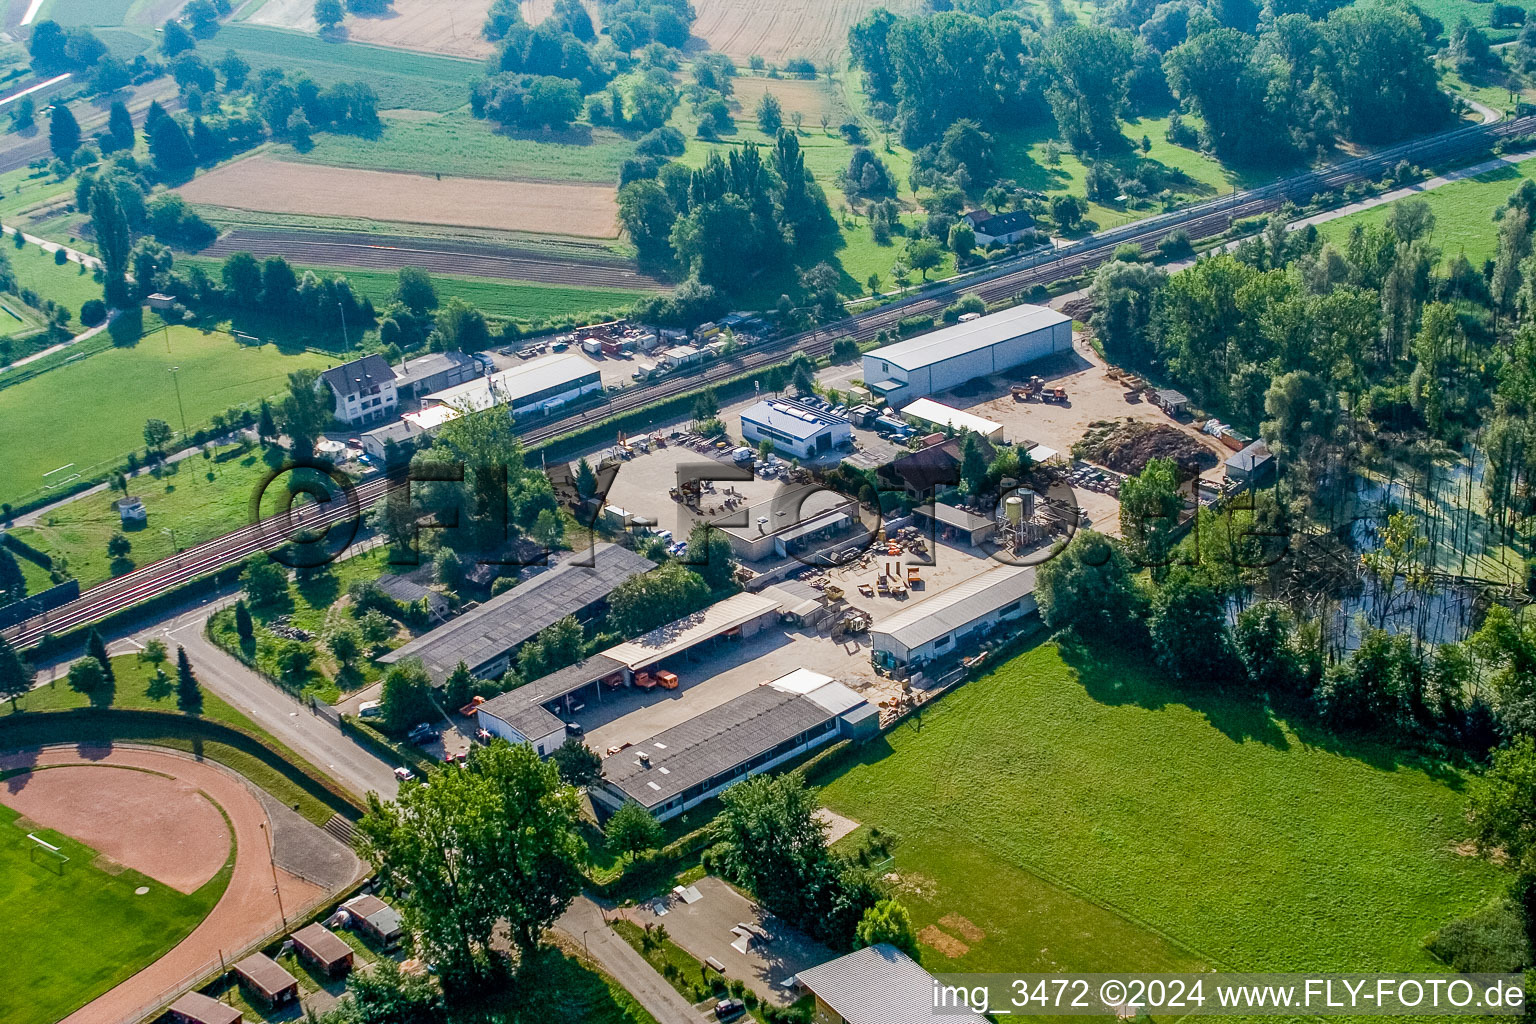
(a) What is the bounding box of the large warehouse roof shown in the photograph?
[380,544,654,681]
[423,352,596,411]
[867,304,1070,372]
[874,563,1036,651]
[602,685,834,808]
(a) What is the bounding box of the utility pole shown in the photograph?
[259,822,287,927]
[337,300,350,353]
[167,365,188,439]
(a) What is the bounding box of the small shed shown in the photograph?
[342,894,405,948]
[915,503,998,548]
[167,991,243,1024]
[1224,440,1275,486]
[1152,389,1189,417]
[117,496,147,524]
[232,954,299,1007]
[146,292,176,311]
[290,922,355,977]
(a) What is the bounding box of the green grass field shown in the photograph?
[7,241,102,327]
[0,325,332,510]
[212,24,480,112]
[183,257,647,323]
[818,641,1503,974]
[35,0,135,27]
[0,798,228,1024]
[284,111,638,184]
[1319,155,1536,267]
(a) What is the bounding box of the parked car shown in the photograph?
[358,700,382,719]
[408,723,438,744]
[714,999,746,1022]
[565,721,585,737]
[393,767,415,782]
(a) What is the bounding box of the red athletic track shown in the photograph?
[8,114,1533,650]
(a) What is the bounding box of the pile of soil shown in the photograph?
[1076,420,1218,475]
[1059,296,1096,323]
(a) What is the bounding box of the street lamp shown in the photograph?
[167,365,188,439]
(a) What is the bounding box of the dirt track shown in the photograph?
[0,763,228,894]
[0,746,327,1024]
[199,228,667,290]
[178,156,621,238]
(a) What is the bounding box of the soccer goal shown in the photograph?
[26,833,69,875]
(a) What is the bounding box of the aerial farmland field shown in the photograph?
[176,156,622,238]
[689,0,922,65]
[246,0,500,58]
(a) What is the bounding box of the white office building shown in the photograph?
[740,398,852,460]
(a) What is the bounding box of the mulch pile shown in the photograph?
[1076,420,1217,476]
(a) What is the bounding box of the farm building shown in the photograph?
[871,563,1037,672]
[591,673,874,822]
[392,351,479,398]
[289,922,354,977]
[712,482,867,563]
[1225,440,1276,486]
[359,404,461,461]
[863,305,1072,404]
[740,398,852,460]
[322,354,398,426]
[794,943,942,1024]
[421,353,601,417]
[914,502,998,548]
[341,894,404,948]
[899,398,1005,442]
[380,544,655,683]
[167,991,243,1024]
[231,954,299,1008]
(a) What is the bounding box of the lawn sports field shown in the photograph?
[179,156,621,238]
[818,642,1503,973]
[1318,155,1536,267]
[248,0,499,59]
[690,0,922,64]
[0,745,330,1024]
[0,324,331,510]
[0,800,224,1024]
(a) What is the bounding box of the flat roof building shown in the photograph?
[794,943,944,1024]
[1225,439,1275,486]
[359,404,461,461]
[591,674,872,821]
[871,563,1037,671]
[899,398,1005,443]
[863,305,1072,404]
[740,398,852,460]
[914,502,998,548]
[392,351,478,398]
[711,483,867,563]
[422,353,601,417]
[603,591,782,672]
[380,544,655,683]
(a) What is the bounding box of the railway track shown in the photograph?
[8,113,1533,650]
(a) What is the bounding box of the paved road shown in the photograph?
[557,895,705,1024]
[112,598,403,800]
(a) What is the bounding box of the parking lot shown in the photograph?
[577,622,879,754]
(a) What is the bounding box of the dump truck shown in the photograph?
[1042,386,1068,403]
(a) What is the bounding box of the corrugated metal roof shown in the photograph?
[866,304,1069,373]
[423,352,596,411]
[379,545,654,681]
[793,944,943,1024]
[741,398,849,440]
[602,686,833,808]
[603,591,782,670]
[873,564,1036,651]
[899,398,1003,437]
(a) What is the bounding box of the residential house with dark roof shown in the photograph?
[881,435,997,499]
[321,354,398,426]
[963,208,1037,246]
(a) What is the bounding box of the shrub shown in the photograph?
[80,298,107,326]
[1426,898,1532,973]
